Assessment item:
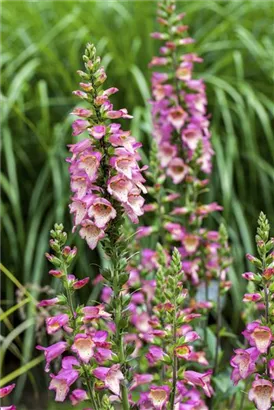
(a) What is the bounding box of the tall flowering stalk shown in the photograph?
[37,43,147,409]
[230,212,274,410]
[144,0,232,367]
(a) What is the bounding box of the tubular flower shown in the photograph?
[68,43,146,249]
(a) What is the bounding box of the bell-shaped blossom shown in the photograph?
[83,305,112,321]
[36,341,68,372]
[71,334,95,363]
[167,158,188,184]
[49,368,79,402]
[146,346,165,366]
[87,197,117,228]
[69,389,88,406]
[184,370,213,397]
[248,379,274,410]
[93,364,124,396]
[230,347,260,385]
[46,314,69,335]
[242,322,273,354]
[79,220,105,250]
[148,385,170,410]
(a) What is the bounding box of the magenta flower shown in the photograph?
[146,346,165,365]
[83,305,112,321]
[130,374,154,391]
[49,368,79,402]
[243,293,262,302]
[242,322,273,353]
[69,389,88,406]
[36,341,68,372]
[248,378,274,410]
[230,347,260,385]
[88,125,106,139]
[93,364,124,396]
[184,370,214,397]
[71,334,95,363]
[269,359,274,380]
[37,297,59,307]
[148,385,170,410]
[46,314,69,335]
[72,119,90,136]
[0,384,15,398]
[72,276,90,289]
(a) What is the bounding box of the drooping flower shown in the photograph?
[46,314,69,335]
[230,347,260,385]
[36,341,68,372]
[93,364,124,396]
[69,389,88,406]
[71,334,95,363]
[49,368,79,402]
[242,322,273,354]
[184,370,214,397]
[148,385,170,410]
[248,378,274,410]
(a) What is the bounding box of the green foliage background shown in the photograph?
[1,0,273,408]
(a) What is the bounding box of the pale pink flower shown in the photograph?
[88,197,117,228]
[148,385,170,410]
[167,158,188,184]
[49,368,79,402]
[93,364,124,396]
[71,334,95,363]
[248,379,274,410]
[79,220,105,250]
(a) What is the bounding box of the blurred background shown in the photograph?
[1,1,273,408]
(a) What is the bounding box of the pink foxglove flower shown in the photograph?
[184,370,214,397]
[242,322,272,354]
[93,364,124,396]
[71,334,95,363]
[36,341,68,372]
[69,389,88,406]
[148,385,170,410]
[230,347,260,385]
[49,368,79,402]
[248,379,274,410]
[46,314,69,335]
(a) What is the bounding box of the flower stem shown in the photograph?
[213,274,221,375]
[169,305,177,409]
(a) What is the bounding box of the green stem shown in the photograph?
[83,367,99,410]
[213,274,221,375]
[169,305,177,409]
[111,249,130,410]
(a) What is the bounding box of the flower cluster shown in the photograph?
[150,0,213,181]
[230,213,274,410]
[36,225,120,409]
[0,383,16,410]
[68,43,146,249]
